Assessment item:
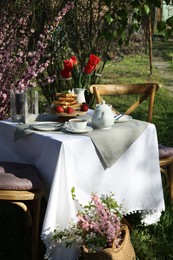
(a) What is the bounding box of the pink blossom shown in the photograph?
[0,0,74,119]
[2,93,7,100]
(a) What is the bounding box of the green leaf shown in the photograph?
[143,4,150,15]
[105,13,114,25]
[166,16,173,27]
[121,31,126,42]
[113,31,118,38]
[131,22,140,32]
[157,21,166,32]
[163,28,172,39]
[71,187,76,200]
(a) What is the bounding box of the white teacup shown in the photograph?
[66,119,87,130]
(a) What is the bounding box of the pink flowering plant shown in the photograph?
[52,188,124,253]
[0,1,74,119]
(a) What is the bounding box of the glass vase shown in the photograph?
[10,89,38,123]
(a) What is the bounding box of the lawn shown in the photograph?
[98,38,173,259]
[100,42,173,146]
[0,38,173,259]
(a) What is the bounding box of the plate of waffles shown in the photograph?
[50,92,88,117]
[52,92,79,109]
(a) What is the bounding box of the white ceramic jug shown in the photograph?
[74,88,86,103]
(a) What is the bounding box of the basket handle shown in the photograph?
[112,224,129,249]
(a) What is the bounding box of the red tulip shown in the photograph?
[84,54,100,74]
[84,64,95,74]
[61,68,72,78]
[63,59,73,70]
[71,56,77,65]
[61,58,74,78]
[88,54,100,66]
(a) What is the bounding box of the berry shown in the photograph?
[81,103,89,111]
[56,105,64,113]
[66,107,74,114]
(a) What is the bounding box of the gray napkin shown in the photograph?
[85,120,148,169]
[14,124,33,142]
[14,114,60,142]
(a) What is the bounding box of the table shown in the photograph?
[0,115,165,260]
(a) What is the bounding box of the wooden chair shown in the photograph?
[90,83,173,202]
[159,148,173,201]
[90,83,159,122]
[0,162,45,260]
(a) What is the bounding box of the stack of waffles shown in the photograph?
[52,93,81,110]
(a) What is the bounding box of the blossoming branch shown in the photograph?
[52,189,124,255]
[0,1,74,119]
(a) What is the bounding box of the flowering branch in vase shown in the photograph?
[52,188,124,256]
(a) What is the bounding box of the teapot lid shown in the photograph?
[96,100,109,110]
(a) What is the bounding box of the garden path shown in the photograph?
[153,57,173,95]
[152,37,173,95]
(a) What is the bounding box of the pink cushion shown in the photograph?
[0,162,43,190]
[0,166,5,174]
[159,144,173,159]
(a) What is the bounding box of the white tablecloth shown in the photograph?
[0,119,165,260]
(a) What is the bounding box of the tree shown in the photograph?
[101,0,173,75]
[37,0,143,104]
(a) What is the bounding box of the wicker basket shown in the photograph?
[82,224,136,260]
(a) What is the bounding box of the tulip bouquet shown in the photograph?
[52,188,124,254]
[60,54,101,89]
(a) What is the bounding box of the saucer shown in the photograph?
[65,125,93,133]
[114,114,132,123]
[31,122,63,131]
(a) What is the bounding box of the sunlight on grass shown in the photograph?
[101,54,165,84]
[97,49,173,259]
[99,54,173,146]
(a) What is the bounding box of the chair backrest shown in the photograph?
[90,83,159,122]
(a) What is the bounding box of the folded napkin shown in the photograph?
[85,120,149,168]
[14,121,64,142]
[14,124,33,142]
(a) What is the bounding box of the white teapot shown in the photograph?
[92,100,114,129]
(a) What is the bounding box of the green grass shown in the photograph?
[98,39,173,259]
[101,55,156,83]
[99,51,173,146]
[128,180,173,260]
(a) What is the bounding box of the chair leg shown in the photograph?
[11,201,32,227]
[160,167,169,189]
[32,198,41,260]
[167,163,173,202]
